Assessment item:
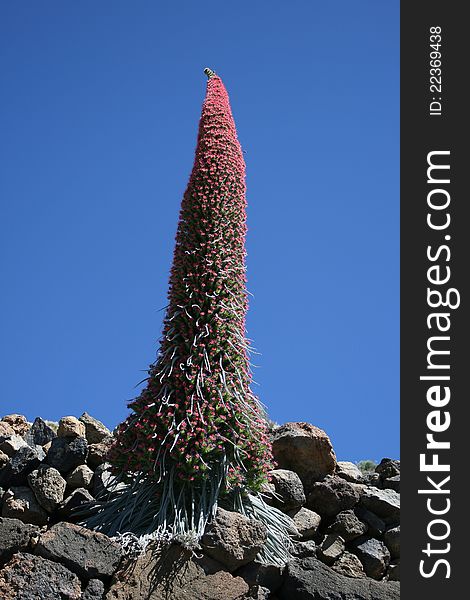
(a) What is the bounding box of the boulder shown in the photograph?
[384,526,400,558]
[336,461,363,483]
[354,507,386,538]
[0,450,9,469]
[362,472,382,488]
[375,459,400,480]
[46,436,88,474]
[87,438,113,469]
[269,469,306,511]
[0,421,16,437]
[0,517,40,561]
[1,414,30,437]
[237,561,285,593]
[0,444,45,486]
[350,537,390,580]
[82,578,106,599]
[271,423,336,487]
[57,487,94,520]
[287,507,321,540]
[58,416,86,439]
[332,551,366,579]
[317,533,345,566]
[24,417,57,447]
[35,521,122,580]
[79,412,112,444]
[2,486,48,526]
[0,552,82,599]
[307,475,361,517]
[327,509,367,542]
[279,557,400,600]
[291,540,317,559]
[360,487,400,519]
[0,434,28,457]
[66,464,94,489]
[202,507,267,572]
[383,475,400,493]
[28,464,67,513]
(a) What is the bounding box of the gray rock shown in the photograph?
[0,449,9,469]
[46,436,88,474]
[0,552,82,599]
[35,521,122,580]
[336,461,363,483]
[384,526,400,558]
[362,472,382,488]
[0,517,40,561]
[202,507,267,572]
[350,537,390,580]
[287,507,321,540]
[79,412,112,444]
[0,434,28,457]
[327,509,368,542]
[66,464,94,489]
[87,438,113,469]
[332,551,366,579]
[360,487,400,519]
[269,469,306,512]
[307,475,361,517]
[28,464,67,513]
[1,486,48,526]
[383,475,400,493]
[92,463,126,497]
[24,417,57,447]
[387,561,400,581]
[291,540,317,558]
[375,459,400,480]
[0,444,44,486]
[279,557,400,600]
[57,487,94,520]
[271,423,336,488]
[82,578,105,599]
[237,561,285,593]
[317,533,345,566]
[354,507,386,539]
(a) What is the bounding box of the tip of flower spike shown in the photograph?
[204,67,216,79]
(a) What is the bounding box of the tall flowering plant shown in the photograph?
[82,70,292,565]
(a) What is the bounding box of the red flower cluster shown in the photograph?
[109,72,274,494]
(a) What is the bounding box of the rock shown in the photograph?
[237,561,285,593]
[350,537,390,580]
[106,543,249,600]
[66,464,94,489]
[317,533,345,566]
[332,551,366,579]
[57,487,94,519]
[336,461,363,483]
[87,438,113,469]
[2,486,48,526]
[1,415,30,436]
[0,450,9,469]
[0,517,40,561]
[375,459,400,480]
[83,578,106,599]
[58,416,86,439]
[0,445,45,486]
[362,472,382,488]
[28,464,67,513]
[327,509,367,542]
[354,506,386,538]
[91,463,125,497]
[271,423,336,487]
[287,507,321,540]
[387,561,400,581]
[307,475,361,518]
[202,507,267,572]
[46,436,88,474]
[384,526,400,558]
[79,412,112,444]
[360,487,400,519]
[269,469,306,511]
[0,552,82,599]
[291,540,317,558]
[0,434,28,457]
[383,475,400,492]
[36,521,122,580]
[24,417,57,447]
[247,585,271,599]
[279,557,400,600]
[0,422,16,437]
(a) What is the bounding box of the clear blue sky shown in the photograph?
[0,1,399,462]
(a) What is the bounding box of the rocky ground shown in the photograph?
[0,414,400,599]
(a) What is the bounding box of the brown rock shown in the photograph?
[0,422,16,438]
[271,423,336,488]
[1,415,30,436]
[317,533,345,566]
[307,475,361,517]
[269,469,306,512]
[0,450,8,469]
[202,507,267,572]
[332,551,366,579]
[58,416,86,439]
[287,507,321,540]
[66,464,94,489]
[0,552,82,599]
[2,486,48,526]
[87,437,113,469]
[79,412,112,444]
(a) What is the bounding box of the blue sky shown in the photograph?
[0,1,399,462]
